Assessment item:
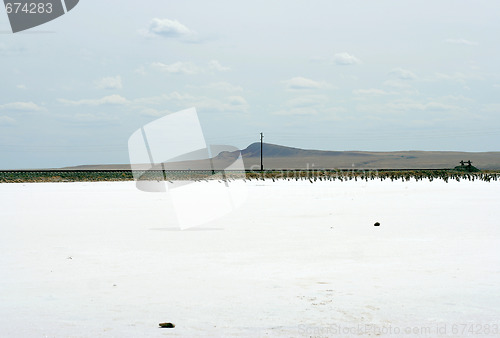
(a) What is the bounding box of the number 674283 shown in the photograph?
[5,2,53,14]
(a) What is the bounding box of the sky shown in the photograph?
[1,0,500,169]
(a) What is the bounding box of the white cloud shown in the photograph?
[145,18,194,39]
[333,52,361,65]
[151,61,200,75]
[132,92,197,107]
[414,102,457,111]
[195,95,249,112]
[387,100,458,112]
[134,66,147,76]
[133,91,249,113]
[16,84,27,90]
[285,95,329,108]
[445,38,478,46]
[383,79,412,88]
[469,60,480,71]
[0,102,44,112]
[132,96,165,106]
[0,115,16,125]
[439,95,474,102]
[208,60,230,72]
[389,68,417,80]
[139,108,173,117]
[54,112,121,126]
[58,95,129,106]
[227,96,248,107]
[284,77,331,90]
[151,60,230,75]
[359,97,460,121]
[361,100,460,114]
[435,72,467,81]
[0,42,24,55]
[482,104,500,113]
[161,91,198,104]
[95,76,122,90]
[433,72,482,85]
[72,113,119,124]
[353,88,394,96]
[272,94,337,116]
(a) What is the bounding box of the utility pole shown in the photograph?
[260,132,264,171]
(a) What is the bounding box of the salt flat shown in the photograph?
[1,180,499,337]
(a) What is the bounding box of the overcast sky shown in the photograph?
[1,0,500,169]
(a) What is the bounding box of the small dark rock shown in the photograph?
[159,322,175,328]
[374,222,380,226]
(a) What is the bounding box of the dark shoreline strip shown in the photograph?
[1,169,499,183]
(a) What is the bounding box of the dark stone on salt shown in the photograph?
[159,322,175,328]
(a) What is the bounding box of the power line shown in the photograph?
[260,132,264,171]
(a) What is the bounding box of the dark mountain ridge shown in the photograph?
[216,142,369,159]
[60,142,500,170]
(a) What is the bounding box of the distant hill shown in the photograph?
[217,142,366,159]
[61,142,500,170]
[214,143,500,170]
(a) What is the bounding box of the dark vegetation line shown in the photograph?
[1,168,499,183]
